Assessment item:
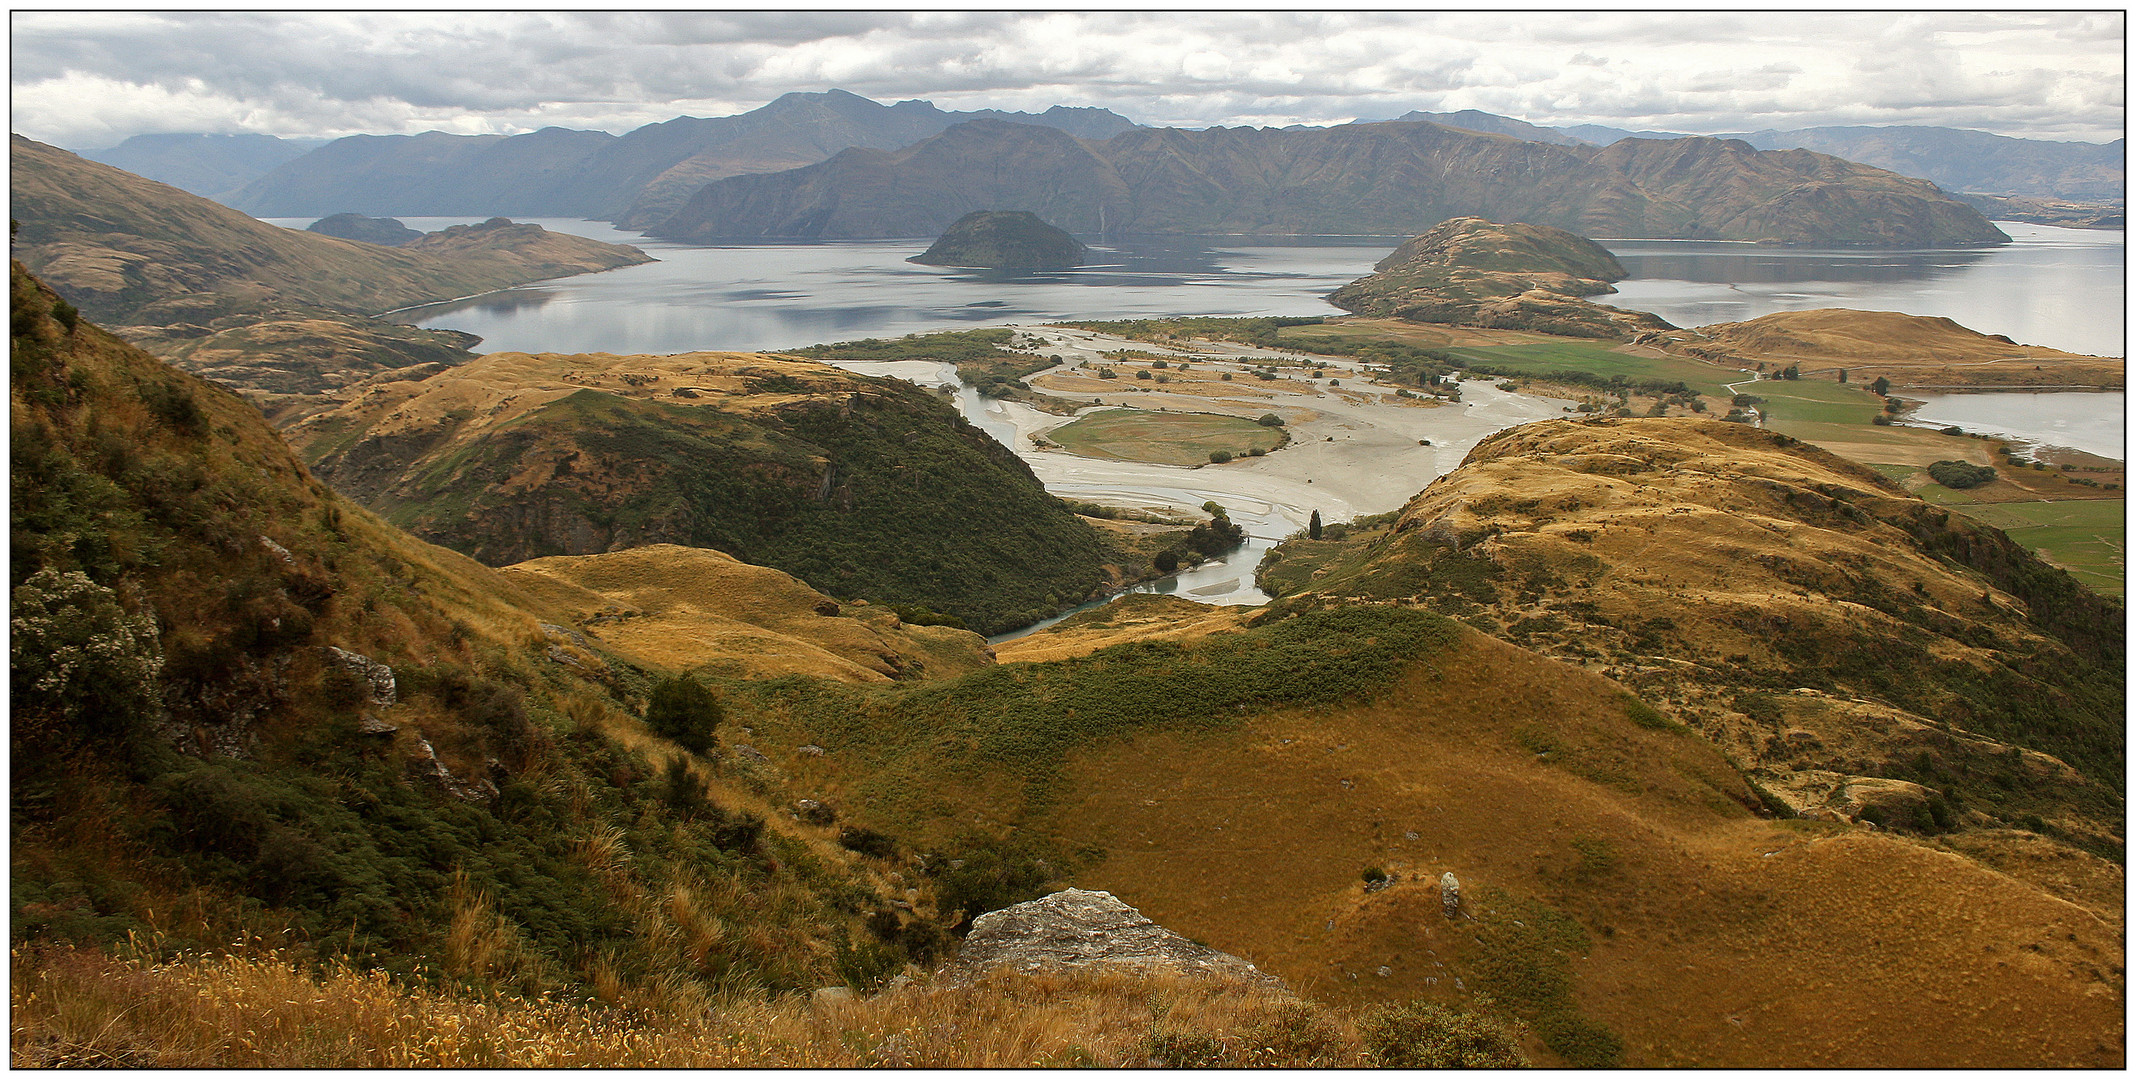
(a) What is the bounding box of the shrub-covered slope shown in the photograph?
[9,262,955,1006]
[910,210,1088,269]
[1257,417,2124,855]
[292,349,1108,634]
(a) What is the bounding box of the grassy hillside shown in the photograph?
[11,137,650,328]
[8,261,963,1015]
[1688,309,2123,387]
[291,349,1109,634]
[1256,418,2123,856]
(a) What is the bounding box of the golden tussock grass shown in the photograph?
[10,946,1366,1068]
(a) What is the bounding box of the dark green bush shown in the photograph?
[1926,459,1998,490]
[645,675,722,755]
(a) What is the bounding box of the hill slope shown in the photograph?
[10,261,952,1008]
[77,132,329,199]
[655,119,2006,246]
[1257,417,2123,855]
[10,137,651,327]
[291,349,1110,634]
[1689,309,2123,387]
[1327,217,1671,339]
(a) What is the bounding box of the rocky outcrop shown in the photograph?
[323,645,396,706]
[942,888,1283,989]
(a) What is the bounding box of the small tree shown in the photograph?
[1308,510,1322,540]
[1257,412,1284,426]
[645,675,722,755]
[1869,376,1891,396]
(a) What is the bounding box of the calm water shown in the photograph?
[264,217,2122,359]
[1903,391,2125,461]
[1599,223,2125,358]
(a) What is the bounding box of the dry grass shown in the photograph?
[499,544,992,683]
[1040,639,2125,1068]
[1047,408,1287,466]
[10,946,1366,1068]
[1695,309,2122,387]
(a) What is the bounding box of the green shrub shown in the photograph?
[1257,413,1284,426]
[1357,1002,1527,1068]
[645,675,722,755]
[1208,450,1232,463]
[1926,459,1997,489]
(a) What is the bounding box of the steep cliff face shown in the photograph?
[655,120,2006,246]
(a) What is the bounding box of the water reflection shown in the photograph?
[1599,224,2123,357]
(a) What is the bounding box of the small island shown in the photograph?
[305,212,423,246]
[910,210,1088,270]
[1328,217,1670,340]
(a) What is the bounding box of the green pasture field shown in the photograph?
[1440,343,1738,395]
[1047,408,1285,467]
[1941,499,2125,596]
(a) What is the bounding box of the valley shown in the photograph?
[10,94,2125,1069]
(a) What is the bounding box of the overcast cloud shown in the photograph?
[11,10,2124,150]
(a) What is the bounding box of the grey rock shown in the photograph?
[539,622,591,648]
[258,535,294,564]
[941,888,1284,990]
[794,798,836,825]
[356,713,398,736]
[323,646,396,706]
[1440,872,1462,919]
[798,744,826,756]
[731,744,770,765]
[405,730,496,803]
[1376,965,1392,978]
[546,644,585,670]
[811,986,855,1008]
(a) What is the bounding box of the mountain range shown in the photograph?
[217,90,1138,226]
[654,119,2006,246]
[1392,112,2123,206]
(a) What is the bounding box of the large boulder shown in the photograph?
[942,888,1283,989]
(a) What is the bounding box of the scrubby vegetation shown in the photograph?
[1927,458,1999,489]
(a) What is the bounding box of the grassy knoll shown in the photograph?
[1047,408,1287,466]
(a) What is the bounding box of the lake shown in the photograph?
[263,218,2124,359]
[1598,223,2125,359]
[1902,391,2125,461]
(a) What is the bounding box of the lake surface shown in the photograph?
[1599,224,2124,358]
[264,217,2123,359]
[1903,391,2125,460]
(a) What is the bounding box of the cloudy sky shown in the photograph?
[12,10,2125,150]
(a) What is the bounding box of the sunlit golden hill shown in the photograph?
[1685,308,2123,388]
[1258,417,2123,855]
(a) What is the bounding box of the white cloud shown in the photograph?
[9,11,2123,149]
